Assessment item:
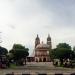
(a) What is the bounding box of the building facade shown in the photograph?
[35,34,52,62]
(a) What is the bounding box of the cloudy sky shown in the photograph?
[0,0,75,55]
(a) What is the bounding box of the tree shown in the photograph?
[0,46,9,68]
[72,46,75,60]
[50,43,73,65]
[73,46,75,53]
[57,43,71,50]
[0,46,8,55]
[9,44,29,65]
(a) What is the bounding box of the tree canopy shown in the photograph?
[57,43,71,50]
[0,46,8,55]
[50,43,74,65]
[9,44,29,65]
[73,46,75,52]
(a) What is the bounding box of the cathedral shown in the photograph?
[35,34,52,62]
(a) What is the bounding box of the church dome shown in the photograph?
[36,43,49,49]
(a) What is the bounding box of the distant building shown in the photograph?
[35,34,52,62]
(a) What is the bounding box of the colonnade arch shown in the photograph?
[35,57,49,62]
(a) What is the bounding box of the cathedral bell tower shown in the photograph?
[47,34,52,49]
[35,34,40,48]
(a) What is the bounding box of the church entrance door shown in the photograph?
[43,58,46,62]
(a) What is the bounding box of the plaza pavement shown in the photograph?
[0,62,75,75]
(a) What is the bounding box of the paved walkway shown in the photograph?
[1,62,75,75]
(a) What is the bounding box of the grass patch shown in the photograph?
[10,63,17,68]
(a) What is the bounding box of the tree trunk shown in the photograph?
[25,57,26,65]
[60,59,63,66]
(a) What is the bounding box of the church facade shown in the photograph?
[35,34,52,62]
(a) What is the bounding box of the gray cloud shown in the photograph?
[38,0,75,27]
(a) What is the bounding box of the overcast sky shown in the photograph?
[0,0,75,55]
